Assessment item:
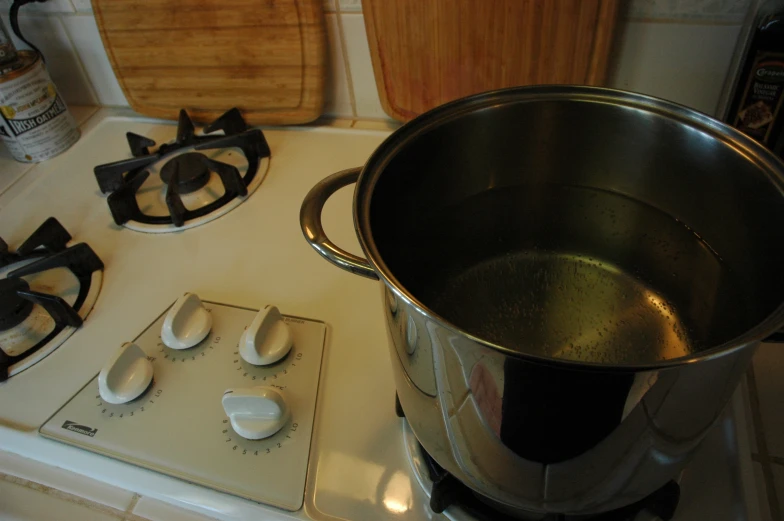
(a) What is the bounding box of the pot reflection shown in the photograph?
[389,297,756,513]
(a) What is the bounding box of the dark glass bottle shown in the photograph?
[726,12,784,157]
[0,19,21,75]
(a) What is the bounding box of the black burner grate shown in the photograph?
[396,394,681,521]
[0,218,103,381]
[93,108,271,228]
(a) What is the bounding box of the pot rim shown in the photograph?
[353,85,784,372]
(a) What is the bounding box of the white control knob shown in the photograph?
[222,387,289,440]
[98,342,153,405]
[239,305,292,365]
[161,292,212,350]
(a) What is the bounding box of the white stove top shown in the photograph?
[0,111,760,521]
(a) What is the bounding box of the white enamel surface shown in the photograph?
[239,305,293,366]
[0,111,756,521]
[222,387,289,440]
[98,342,153,405]
[161,292,212,350]
[0,147,35,197]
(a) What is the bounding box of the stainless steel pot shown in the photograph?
[300,86,784,516]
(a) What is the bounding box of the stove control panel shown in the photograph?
[40,296,326,511]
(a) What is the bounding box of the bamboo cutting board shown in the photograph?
[93,0,326,125]
[362,0,620,121]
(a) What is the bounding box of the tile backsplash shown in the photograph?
[627,0,750,23]
[2,0,752,121]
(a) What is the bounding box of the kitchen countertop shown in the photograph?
[0,105,100,211]
[0,107,781,521]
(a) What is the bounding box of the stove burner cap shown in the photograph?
[160,153,211,194]
[0,279,34,332]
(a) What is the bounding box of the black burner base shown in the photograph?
[0,278,33,331]
[160,152,211,194]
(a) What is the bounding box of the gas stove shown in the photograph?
[0,109,761,521]
[0,217,103,381]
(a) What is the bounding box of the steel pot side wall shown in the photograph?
[386,286,756,513]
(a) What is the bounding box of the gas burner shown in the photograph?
[159,153,212,194]
[0,218,103,381]
[397,395,681,521]
[93,108,271,233]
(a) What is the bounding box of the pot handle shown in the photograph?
[300,168,379,280]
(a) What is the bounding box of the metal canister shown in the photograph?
[0,50,79,163]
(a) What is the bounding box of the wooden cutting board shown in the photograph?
[362,0,620,121]
[93,0,326,125]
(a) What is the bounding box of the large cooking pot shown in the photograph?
[300,86,784,516]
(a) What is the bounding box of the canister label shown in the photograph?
[0,53,79,163]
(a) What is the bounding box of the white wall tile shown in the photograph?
[610,21,741,116]
[352,119,400,131]
[627,0,750,23]
[71,0,93,12]
[338,0,362,12]
[0,451,134,512]
[0,0,750,128]
[0,477,121,521]
[340,13,387,119]
[324,13,352,117]
[752,342,784,459]
[61,14,127,106]
[133,497,217,521]
[1,14,97,105]
[69,104,99,126]
[317,117,354,127]
[0,0,74,13]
